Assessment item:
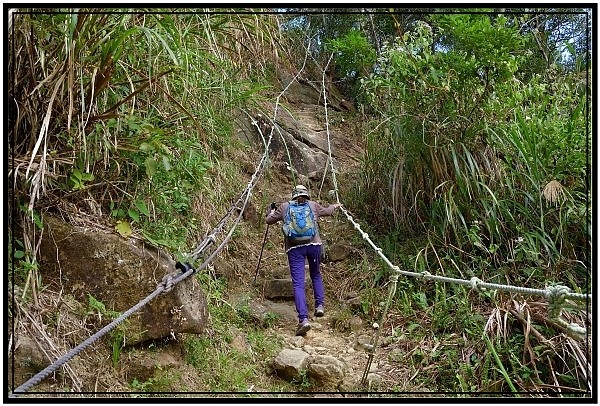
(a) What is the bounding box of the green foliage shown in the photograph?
[86,295,125,367]
[483,70,589,273]
[10,11,278,266]
[246,328,282,354]
[87,294,120,319]
[68,168,95,191]
[434,14,524,82]
[110,329,125,368]
[292,369,312,390]
[326,29,376,78]
[110,121,212,251]
[360,17,503,202]
[484,334,519,393]
[359,12,590,289]
[180,272,285,391]
[325,29,377,100]
[261,311,281,328]
[20,204,44,230]
[130,372,179,393]
[9,236,38,286]
[331,307,354,332]
[183,319,277,391]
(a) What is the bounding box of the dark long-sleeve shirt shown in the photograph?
[266,200,336,251]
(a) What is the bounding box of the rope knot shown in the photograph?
[389,274,399,283]
[546,284,570,318]
[419,271,431,279]
[159,273,176,293]
[545,285,587,337]
[470,277,485,292]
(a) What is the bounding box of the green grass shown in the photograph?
[180,271,286,392]
[130,372,180,394]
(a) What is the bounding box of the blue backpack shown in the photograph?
[282,201,316,242]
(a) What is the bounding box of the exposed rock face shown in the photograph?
[248,105,331,180]
[263,276,313,300]
[269,123,330,176]
[325,243,354,262]
[9,336,47,387]
[38,216,209,345]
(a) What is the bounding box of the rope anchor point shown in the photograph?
[470,276,485,292]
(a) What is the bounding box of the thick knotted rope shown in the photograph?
[159,272,177,293]
[546,284,587,337]
[470,276,485,292]
[318,52,591,381]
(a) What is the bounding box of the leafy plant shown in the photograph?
[262,311,281,328]
[68,168,95,191]
[326,29,377,96]
[292,369,312,390]
[86,294,125,367]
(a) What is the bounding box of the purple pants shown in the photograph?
[287,244,325,322]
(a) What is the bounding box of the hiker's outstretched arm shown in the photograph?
[314,202,342,217]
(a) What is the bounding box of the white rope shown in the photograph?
[318,59,590,338]
[322,52,341,204]
[11,36,318,396]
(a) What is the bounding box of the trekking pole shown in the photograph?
[254,202,276,285]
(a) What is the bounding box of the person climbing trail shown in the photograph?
[266,185,342,336]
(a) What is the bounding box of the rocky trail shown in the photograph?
[222,100,420,394]
[10,92,427,398]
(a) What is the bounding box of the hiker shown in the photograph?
[266,185,342,336]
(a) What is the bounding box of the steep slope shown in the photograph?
[214,98,426,394]
[9,81,420,398]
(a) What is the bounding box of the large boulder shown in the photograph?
[272,348,310,381]
[306,354,348,388]
[38,215,208,345]
[272,349,348,390]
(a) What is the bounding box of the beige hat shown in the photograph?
[291,185,310,200]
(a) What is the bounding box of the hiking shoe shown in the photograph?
[295,319,311,336]
[314,305,325,317]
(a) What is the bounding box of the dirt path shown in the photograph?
[224,100,417,393]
